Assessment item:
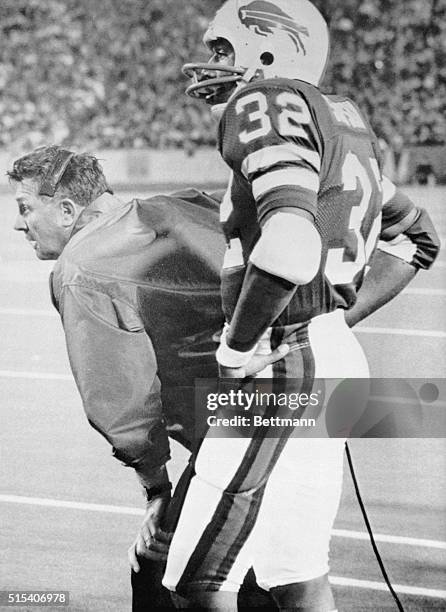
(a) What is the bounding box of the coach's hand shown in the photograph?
[218,343,289,379]
[128,496,173,572]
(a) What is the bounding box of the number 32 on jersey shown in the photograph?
[235,91,311,143]
[233,90,382,287]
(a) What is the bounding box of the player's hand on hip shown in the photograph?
[128,496,173,571]
[218,343,289,379]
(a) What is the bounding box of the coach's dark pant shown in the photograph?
[132,562,275,611]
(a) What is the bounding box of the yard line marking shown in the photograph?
[2,495,446,552]
[332,529,446,550]
[402,288,446,296]
[355,327,446,339]
[0,495,145,516]
[0,370,72,381]
[0,308,57,317]
[330,576,446,599]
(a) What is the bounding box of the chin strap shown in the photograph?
[210,103,228,120]
[209,67,263,118]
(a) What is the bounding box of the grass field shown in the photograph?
[0,185,445,611]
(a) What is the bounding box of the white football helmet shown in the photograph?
[183,0,330,103]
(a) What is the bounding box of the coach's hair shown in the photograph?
[7,145,110,208]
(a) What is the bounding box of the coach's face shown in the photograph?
[13,178,77,260]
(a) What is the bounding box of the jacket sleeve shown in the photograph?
[58,283,170,486]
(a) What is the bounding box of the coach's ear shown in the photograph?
[59,198,82,228]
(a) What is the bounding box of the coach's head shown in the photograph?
[8,145,111,260]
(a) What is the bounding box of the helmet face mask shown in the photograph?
[183,39,244,106]
[183,0,330,106]
[182,63,245,106]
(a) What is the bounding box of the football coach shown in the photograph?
[8,145,287,610]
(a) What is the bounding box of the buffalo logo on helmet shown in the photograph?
[238,1,309,55]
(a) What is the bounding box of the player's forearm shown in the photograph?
[345,250,416,327]
[347,202,440,328]
[402,208,440,269]
[225,263,297,352]
[217,211,321,365]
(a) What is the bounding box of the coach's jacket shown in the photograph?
[50,190,225,486]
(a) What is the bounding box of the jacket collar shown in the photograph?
[70,192,124,239]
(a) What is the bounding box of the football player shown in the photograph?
[164,1,440,609]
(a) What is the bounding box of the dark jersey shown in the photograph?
[217,78,409,325]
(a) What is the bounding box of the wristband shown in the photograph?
[144,481,172,502]
[216,339,256,367]
[216,325,257,368]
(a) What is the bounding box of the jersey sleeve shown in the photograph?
[59,284,170,484]
[378,176,440,269]
[220,82,322,223]
[379,176,418,239]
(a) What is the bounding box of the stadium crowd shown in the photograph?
[0,0,444,151]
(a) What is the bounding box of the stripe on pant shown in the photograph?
[176,342,315,594]
[176,399,283,593]
[216,344,316,583]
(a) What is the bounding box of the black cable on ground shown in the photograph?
[345,441,406,612]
